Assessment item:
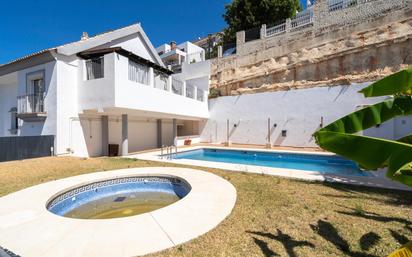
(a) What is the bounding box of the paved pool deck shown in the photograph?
[0,167,236,257]
[130,145,412,192]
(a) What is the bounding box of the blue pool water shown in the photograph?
[173,148,369,177]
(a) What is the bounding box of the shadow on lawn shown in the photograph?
[247,229,315,257]
[310,219,381,257]
[336,205,412,232]
[389,229,410,245]
[321,182,412,207]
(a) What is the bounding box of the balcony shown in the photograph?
[17,94,47,121]
[162,50,205,74]
[78,48,209,119]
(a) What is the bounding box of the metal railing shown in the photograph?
[164,59,181,67]
[160,145,177,159]
[291,7,314,29]
[266,22,286,37]
[17,94,45,114]
[172,78,184,95]
[328,0,358,12]
[186,84,195,99]
[197,88,204,102]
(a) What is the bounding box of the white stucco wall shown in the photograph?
[175,60,211,92]
[177,42,204,55]
[78,53,116,111]
[55,56,83,155]
[94,33,156,63]
[200,83,412,147]
[0,83,17,137]
[17,61,58,138]
[156,44,171,55]
[114,54,209,119]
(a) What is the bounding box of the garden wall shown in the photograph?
[199,83,412,147]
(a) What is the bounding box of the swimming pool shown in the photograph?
[173,148,369,177]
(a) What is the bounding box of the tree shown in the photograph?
[314,68,412,187]
[222,0,301,43]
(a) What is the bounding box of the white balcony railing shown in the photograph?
[172,78,184,95]
[328,0,358,12]
[266,23,286,37]
[17,94,45,114]
[197,88,205,102]
[186,84,195,99]
[291,7,314,29]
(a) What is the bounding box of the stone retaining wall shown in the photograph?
[211,0,412,96]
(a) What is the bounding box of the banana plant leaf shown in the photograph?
[314,131,412,187]
[359,68,412,97]
[322,96,412,134]
[397,134,412,145]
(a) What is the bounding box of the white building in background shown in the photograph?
[156,41,205,73]
[0,23,209,158]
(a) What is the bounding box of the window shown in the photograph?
[86,57,104,80]
[128,60,149,85]
[24,70,45,113]
[9,107,18,134]
[26,70,45,95]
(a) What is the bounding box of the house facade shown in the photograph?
[0,24,209,159]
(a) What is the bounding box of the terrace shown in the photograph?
[0,156,410,257]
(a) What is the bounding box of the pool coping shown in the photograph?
[0,167,237,257]
[130,146,412,192]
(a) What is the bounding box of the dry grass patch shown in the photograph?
[0,157,411,257]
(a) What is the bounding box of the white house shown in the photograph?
[156,41,205,73]
[0,23,209,159]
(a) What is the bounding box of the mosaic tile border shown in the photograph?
[47,176,187,210]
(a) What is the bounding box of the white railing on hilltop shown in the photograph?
[328,0,358,12]
[266,23,286,37]
[265,8,314,38]
[291,7,314,29]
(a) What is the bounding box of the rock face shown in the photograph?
[211,0,412,96]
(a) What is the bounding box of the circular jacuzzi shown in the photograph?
[0,167,236,257]
[47,175,191,219]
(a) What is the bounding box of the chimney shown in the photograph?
[170,41,177,50]
[81,32,89,41]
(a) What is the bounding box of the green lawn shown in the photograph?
[0,157,411,257]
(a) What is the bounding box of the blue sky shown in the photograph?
[0,0,307,64]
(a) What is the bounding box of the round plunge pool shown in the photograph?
[46,175,191,219]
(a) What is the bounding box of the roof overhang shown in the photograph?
[0,50,56,77]
[57,23,165,68]
[77,47,173,75]
[0,23,166,77]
